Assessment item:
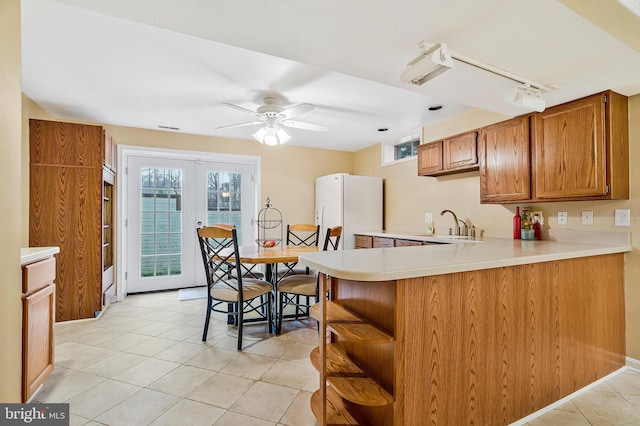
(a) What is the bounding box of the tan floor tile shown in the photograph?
[229,381,299,422]
[125,336,179,357]
[187,373,254,409]
[56,346,118,371]
[528,409,591,425]
[245,337,297,358]
[55,341,94,359]
[214,411,275,426]
[68,414,91,426]
[161,311,203,325]
[302,370,320,393]
[94,388,179,425]
[93,332,152,351]
[279,390,317,426]
[185,347,239,371]
[260,360,316,389]
[555,401,580,413]
[572,383,640,421]
[154,341,208,363]
[135,321,180,337]
[34,371,105,403]
[148,365,215,397]
[157,324,202,341]
[79,352,148,378]
[150,398,225,426]
[220,352,278,380]
[280,343,316,363]
[112,358,180,387]
[67,379,141,419]
[606,370,640,397]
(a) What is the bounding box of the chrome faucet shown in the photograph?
[440,209,460,235]
[458,219,468,237]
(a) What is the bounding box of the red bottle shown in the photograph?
[513,207,521,239]
[533,214,542,240]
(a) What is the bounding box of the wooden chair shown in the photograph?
[275,226,342,334]
[197,225,273,350]
[276,223,320,279]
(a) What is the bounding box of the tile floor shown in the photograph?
[36,290,640,426]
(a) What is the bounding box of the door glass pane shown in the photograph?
[206,171,243,241]
[140,167,183,278]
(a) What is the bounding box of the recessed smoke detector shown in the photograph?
[427,104,444,111]
[158,125,180,131]
[378,128,389,132]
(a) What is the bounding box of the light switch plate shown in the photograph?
[615,209,631,227]
[581,210,594,225]
[558,211,568,225]
[424,212,433,223]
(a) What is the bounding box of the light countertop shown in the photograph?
[298,231,631,281]
[21,247,60,266]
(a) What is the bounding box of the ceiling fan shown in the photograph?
[216,96,329,145]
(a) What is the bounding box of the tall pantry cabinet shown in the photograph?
[29,119,116,322]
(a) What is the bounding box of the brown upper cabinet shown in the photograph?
[479,116,531,203]
[103,130,117,172]
[479,90,628,203]
[532,91,628,201]
[418,130,478,176]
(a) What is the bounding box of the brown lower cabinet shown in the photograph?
[22,256,56,402]
[310,254,625,425]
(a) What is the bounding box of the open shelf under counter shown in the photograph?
[311,386,367,426]
[310,345,393,407]
[310,301,394,344]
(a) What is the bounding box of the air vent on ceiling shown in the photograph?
[158,125,180,131]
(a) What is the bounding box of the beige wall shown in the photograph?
[355,95,640,359]
[23,98,354,238]
[0,0,23,402]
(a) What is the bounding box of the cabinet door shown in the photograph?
[23,284,55,402]
[103,131,113,171]
[443,131,478,170]
[417,141,443,175]
[372,237,394,248]
[29,119,103,167]
[355,235,373,249]
[30,165,103,321]
[479,116,531,203]
[533,93,607,199]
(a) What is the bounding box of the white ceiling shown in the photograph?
[21,0,640,152]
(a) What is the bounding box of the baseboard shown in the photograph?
[509,367,628,425]
[626,356,640,371]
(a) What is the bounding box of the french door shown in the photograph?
[125,154,255,293]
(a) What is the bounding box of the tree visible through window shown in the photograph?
[395,138,420,160]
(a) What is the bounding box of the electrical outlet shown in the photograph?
[557,211,568,225]
[581,210,594,225]
[424,212,433,223]
[615,209,631,227]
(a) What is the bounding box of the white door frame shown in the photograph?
[117,145,261,301]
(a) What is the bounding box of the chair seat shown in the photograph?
[276,266,312,279]
[278,275,317,296]
[211,278,273,302]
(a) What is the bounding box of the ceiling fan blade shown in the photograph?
[279,103,314,119]
[281,120,329,132]
[223,102,259,115]
[215,121,263,130]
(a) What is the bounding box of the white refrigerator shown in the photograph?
[315,173,383,249]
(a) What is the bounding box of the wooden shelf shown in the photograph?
[311,386,366,425]
[311,302,394,344]
[311,345,393,406]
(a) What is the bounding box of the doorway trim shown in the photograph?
[117,145,261,301]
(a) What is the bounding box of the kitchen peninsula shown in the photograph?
[298,232,630,425]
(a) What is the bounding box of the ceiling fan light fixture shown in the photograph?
[252,125,290,145]
[504,84,546,112]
